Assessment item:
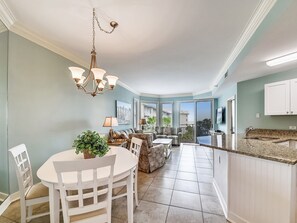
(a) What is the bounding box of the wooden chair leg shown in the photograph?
[20,199,27,223]
[28,205,33,217]
[134,171,139,206]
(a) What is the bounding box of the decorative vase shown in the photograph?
[83,150,96,159]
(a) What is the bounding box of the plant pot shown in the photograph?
[83,150,96,159]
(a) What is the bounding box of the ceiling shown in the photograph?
[2,0,296,96]
[215,0,297,96]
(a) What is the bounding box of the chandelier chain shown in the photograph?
[94,15,116,34]
[92,9,96,51]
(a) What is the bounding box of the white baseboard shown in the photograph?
[228,211,249,223]
[213,179,228,218]
[213,179,250,223]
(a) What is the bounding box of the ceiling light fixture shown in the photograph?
[266,52,297,67]
[69,8,119,97]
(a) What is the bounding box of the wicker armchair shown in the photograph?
[129,133,165,173]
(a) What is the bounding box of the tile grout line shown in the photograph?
[165,144,181,223]
[194,144,207,223]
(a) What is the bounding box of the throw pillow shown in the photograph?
[113,131,121,139]
[120,132,129,140]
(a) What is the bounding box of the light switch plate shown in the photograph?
[256,113,260,118]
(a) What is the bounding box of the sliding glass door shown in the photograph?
[196,100,213,137]
[179,102,195,143]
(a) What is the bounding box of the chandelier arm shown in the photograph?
[78,85,88,93]
[82,70,92,88]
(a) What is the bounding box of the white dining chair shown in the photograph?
[53,155,116,223]
[112,137,142,206]
[9,144,49,223]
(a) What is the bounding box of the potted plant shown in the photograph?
[73,130,109,159]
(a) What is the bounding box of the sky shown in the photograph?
[180,101,212,123]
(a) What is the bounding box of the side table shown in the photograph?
[152,138,172,158]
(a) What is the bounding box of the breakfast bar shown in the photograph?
[198,130,297,223]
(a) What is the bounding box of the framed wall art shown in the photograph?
[116,100,132,125]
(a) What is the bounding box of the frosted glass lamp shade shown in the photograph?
[77,76,86,85]
[106,75,118,89]
[69,67,85,81]
[103,117,118,127]
[91,68,106,81]
[98,80,107,91]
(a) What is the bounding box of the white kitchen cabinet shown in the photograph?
[265,78,297,115]
[290,78,297,114]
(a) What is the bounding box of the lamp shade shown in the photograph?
[139,118,147,125]
[98,80,107,91]
[91,68,106,81]
[106,75,118,88]
[77,76,86,85]
[103,117,118,127]
[69,67,85,80]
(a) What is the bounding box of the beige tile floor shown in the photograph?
[0,144,228,223]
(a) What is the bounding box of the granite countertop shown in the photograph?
[198,129,297,165]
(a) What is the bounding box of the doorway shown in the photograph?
[227,96,236,134]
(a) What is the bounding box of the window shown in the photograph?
[196,100,213,136]
[161,103,173,127]
[141,102,158,130]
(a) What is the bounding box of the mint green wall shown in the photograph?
[0,29,9,196]
[216,84,237,133]
[237,69,297,133]
[7,32,139,193]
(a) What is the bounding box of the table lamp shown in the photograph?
[103,117,118,143]
[139,118,147,130]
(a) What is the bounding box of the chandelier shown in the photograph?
[69,8,119,97]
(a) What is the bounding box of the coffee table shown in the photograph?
[153,138,172,158]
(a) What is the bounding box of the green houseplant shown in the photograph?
[147,116,156,130]
[162,116,171,127]
[73,130,109,159]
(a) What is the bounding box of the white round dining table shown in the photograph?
[37,146,137,223]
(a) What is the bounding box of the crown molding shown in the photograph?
[192,88,212,97]
[211,0,277,89]
[140,92,194,99]
[11,23,141,94]
[139,93,160,98]
[117,80,140,95]
[0,0,15,28]
[11,23,90,68]
[0,21,7,33]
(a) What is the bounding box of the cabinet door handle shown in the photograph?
[291,111,293,114]
[287,111,289,114]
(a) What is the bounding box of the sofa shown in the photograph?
[128,133,165,173]
[112,128,142,142]
[155,127,182,146]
